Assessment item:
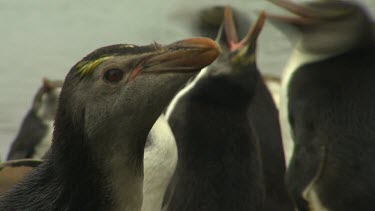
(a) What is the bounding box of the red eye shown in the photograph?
[104,68,124,83]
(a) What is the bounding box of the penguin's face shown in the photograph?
[57,38,220,144]
[267,0,373,54]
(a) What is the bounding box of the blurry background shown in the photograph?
[0,0,374,159]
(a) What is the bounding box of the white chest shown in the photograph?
[142,115,177,211]
[279,48,332,166]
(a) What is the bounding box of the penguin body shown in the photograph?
[7,79,62,160]
[267,0,375,210]
[164,8,267,211]
[0,38,219,211]
[247,70,293,211]
[165,6,292,211]
[287,47,375,211]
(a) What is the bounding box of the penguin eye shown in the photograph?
[104,68,124,83]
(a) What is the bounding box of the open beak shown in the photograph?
[223,6,265,61]
[139,37,220,75]
[237,10,266,53]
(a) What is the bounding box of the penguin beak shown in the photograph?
[235,10,266,54]
[224,5,239,50]
[140,37,221,74]
[224,7,265,63]
[266,0,351,25]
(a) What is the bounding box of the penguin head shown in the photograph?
[32,78,63,121]
[267,0,373,55]
[54,38,220,146]
[190,7,265,108]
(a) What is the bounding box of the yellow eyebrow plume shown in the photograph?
[76,56,112,76]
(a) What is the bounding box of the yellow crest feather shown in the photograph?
[76,56,112,76]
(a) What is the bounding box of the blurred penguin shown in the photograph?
[7,78,62,160]
[267,0,375,210]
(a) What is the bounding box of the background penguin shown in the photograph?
[6,78,62,160]
[267,0,375,210]
[0,37,219,211]
[164,5,292,211]
[164,8,268,211]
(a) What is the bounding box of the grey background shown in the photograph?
[1,0,374,159]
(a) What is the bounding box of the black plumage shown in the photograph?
[164,8,270,211]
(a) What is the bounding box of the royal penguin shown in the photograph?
[202,7,292,211]
[0,37,220,211]
[164,5,293,211]
[267,0,375,210]
[4,78,177,211]
[164,8,268,211]
[7,78,62,160]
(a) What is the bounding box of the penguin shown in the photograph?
[0,37,220,211]
[164,6,293,211]
[0,159,42,195]
[267,0,375,210]
[6,78,63,160]
[4,78,176,211]
[164,8,267,211]
[206,8,292,211]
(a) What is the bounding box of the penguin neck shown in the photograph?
[51,116,146,211]
[165,67,208,120]
[99,134,145,211]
